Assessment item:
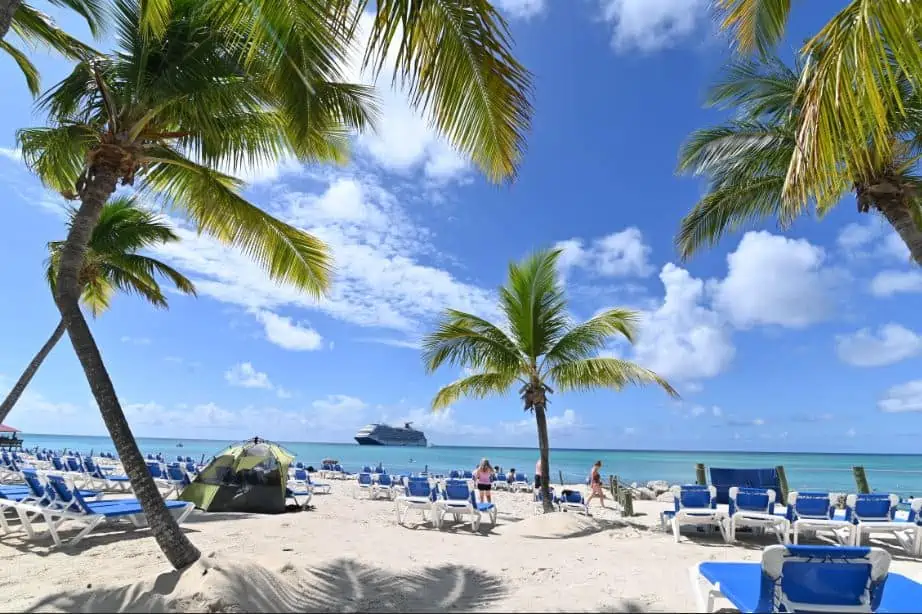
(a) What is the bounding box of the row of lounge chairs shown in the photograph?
[665,485,922,555]
[394,477,497,531]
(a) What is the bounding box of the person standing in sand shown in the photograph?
[586,460,607,508]
[473,458,495,503]
[534,457,542,490]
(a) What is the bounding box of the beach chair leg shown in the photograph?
[70,515,104,546]
[175,503,194,524]
[672,517,681,543]
[41,511,65,547]
[687,565,709,613]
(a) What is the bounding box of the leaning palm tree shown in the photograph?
[422,249,678,513]
[676,56,922,264]
[19,0,531,569]
[1,0,103,95]
[714,1,922,211]
[0,197,194,423]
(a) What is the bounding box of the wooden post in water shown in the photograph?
[853,466,871,494]
[695,463,707,486]
[775,465,789,503]
[559,469,564,487]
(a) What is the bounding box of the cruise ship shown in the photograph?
[354,422,428,447]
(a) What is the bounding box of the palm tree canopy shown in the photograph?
[714,0,922,207]
[46,196,196,317]
[4,1,104,95]
[676,55,922,260]
[137,0,533,182]
[422,248,678,411]
[19,0,354,298]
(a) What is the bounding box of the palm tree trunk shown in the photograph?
[534,406,554,513]
[0,319,66,423]
[875,194,922,266]
[0,0,21,41]
[54,158,200,570]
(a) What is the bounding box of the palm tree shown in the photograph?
[19,0,531,569]
[1,0,103,95]
[714,1,922,214]
[421,249,678,513]
[0,197,194,423]
[676,56,922,264]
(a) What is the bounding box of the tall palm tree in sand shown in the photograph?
[1,0,103,95]
[422,248,678,513]
[714,1,922,225]
[20,0,531,568]
[677,56,922,263]
[0,197,194,423]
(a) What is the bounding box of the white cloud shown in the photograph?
[712,231,840,329]
[837,218,910,262]
[399,407,490,436]
[690,406,705,417]
[555,227,653,280]
[312,394,368,413]
[120,336,151,345]
[151,174,498,337]
[623,426,637,435]
[599,0,708,52]
[276,387,293,399]
[712,406,722,417]
[359,337,422,350]
[878,380,922,413]
[869,270,922,297]
[255,310,323,351]
[494,0,546,19]
[501,408,583,437]
[846,427,857,438]
[224,362,273,389]
[632,263,735,381]
[836,324,922,367]
[0,147,22,163]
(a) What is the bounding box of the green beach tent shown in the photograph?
[179,437,295,514]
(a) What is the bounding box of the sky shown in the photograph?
[2,0,922,453]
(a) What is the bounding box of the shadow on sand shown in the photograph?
[24,556,509,613]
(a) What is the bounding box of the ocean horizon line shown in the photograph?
[21,431,922,457]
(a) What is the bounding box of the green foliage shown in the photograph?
[47,196,196,317]
[422,248,678,412]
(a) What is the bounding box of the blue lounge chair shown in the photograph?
[534,487,560,514]
[848,494,908,547]
[668,485,727,543]
[461,470,474,480]
[38,475,193,546]
[353,473,374,499]
[372,473,396,500]
[434,479,493,531]
[395,478,437,526]
[690,544,922,613]
[449,470,461,479]
[559,489,589,514]
[512,472,528,492]
[726,487,789,544]
[304,471,332,495]
[787,491,853,545]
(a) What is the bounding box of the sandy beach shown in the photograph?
[1,480,920,613]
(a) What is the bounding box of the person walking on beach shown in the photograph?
[586,460,606,508]
[473,458,495,503]
[534,457,542,491]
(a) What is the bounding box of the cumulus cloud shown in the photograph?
[870,270,922,297]
[224,362,273,389]
[878,380,922,413]
[837,218,910,262]
[712,231,841,329]
[312,394,368,413]
[599,0,708,52]
[494,0,546,19]
[120,336,151,345]
[555,227,653,280]
[836,324,922,367]
[255,310,323,351]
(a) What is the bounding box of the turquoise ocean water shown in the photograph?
[21,433,922,496]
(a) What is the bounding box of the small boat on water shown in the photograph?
[176,442,184,448]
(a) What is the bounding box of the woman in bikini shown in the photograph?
[473,458,495,503]
[586,460,606,508]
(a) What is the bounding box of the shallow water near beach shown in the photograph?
[24,433,922,495]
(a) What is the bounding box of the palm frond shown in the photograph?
[0,40,40,96]
[715,0,792,57]
[104,253,196,296]
[431,371,518,410]
[11,3,96,59]
[48,0,108,37]
[89,196,179,253]
[141,147,332,297]
[16,124,99,194]
[549,358,678,398]
[98,262,168,308]
[79,273,115,317]
[137,0,172,39]
[359,0,533,182]
[500,248,568,360]
[422,308,524,375]
[788,1,922,205]
[706,57,798,120]
[542,308,639,369]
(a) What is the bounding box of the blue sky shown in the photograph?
[2,0,922,453]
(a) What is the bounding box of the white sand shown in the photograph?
[2,483,921,612]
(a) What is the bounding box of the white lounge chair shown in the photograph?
[725,486,789,544]
[511,472,528,493]
[434,479,496,531]
[371,473,396,500]
[848,493,907,547]
[787,491,853,545]
[395,478,436,526]
[353,473,374,499]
